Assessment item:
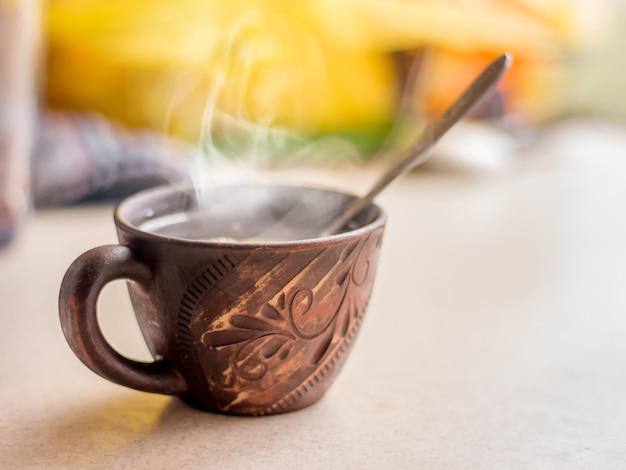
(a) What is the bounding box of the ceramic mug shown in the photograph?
[59,183,386,415]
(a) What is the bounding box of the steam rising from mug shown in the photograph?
[166,11,374,169]
[160,9,379,225]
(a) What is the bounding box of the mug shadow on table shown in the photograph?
[4,390,351,467]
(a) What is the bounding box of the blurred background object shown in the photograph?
[0,0,40,247]
[43,0,609,142]
[1,0,623,247]
[32,111,190,206]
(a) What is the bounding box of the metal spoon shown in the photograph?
[321,53,513,236]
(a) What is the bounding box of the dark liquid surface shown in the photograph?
[131,185,372,242]
[140,211,310,242]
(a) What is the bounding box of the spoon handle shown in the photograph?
[322,53,513,236]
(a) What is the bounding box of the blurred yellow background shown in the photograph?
[43,0,611,151]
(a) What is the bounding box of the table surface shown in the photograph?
[1,120,626,469]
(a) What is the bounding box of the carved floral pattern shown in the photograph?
[178,229,383,414]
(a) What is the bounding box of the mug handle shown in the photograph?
[59,244,188,396]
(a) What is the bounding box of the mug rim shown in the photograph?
[114,183,386,247]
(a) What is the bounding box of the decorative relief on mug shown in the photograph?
[177,230,383,415]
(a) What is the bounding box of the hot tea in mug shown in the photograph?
[59,183,386,415]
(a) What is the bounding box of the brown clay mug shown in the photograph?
[59,183,386,415]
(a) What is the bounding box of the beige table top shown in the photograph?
[1,120,625,469]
